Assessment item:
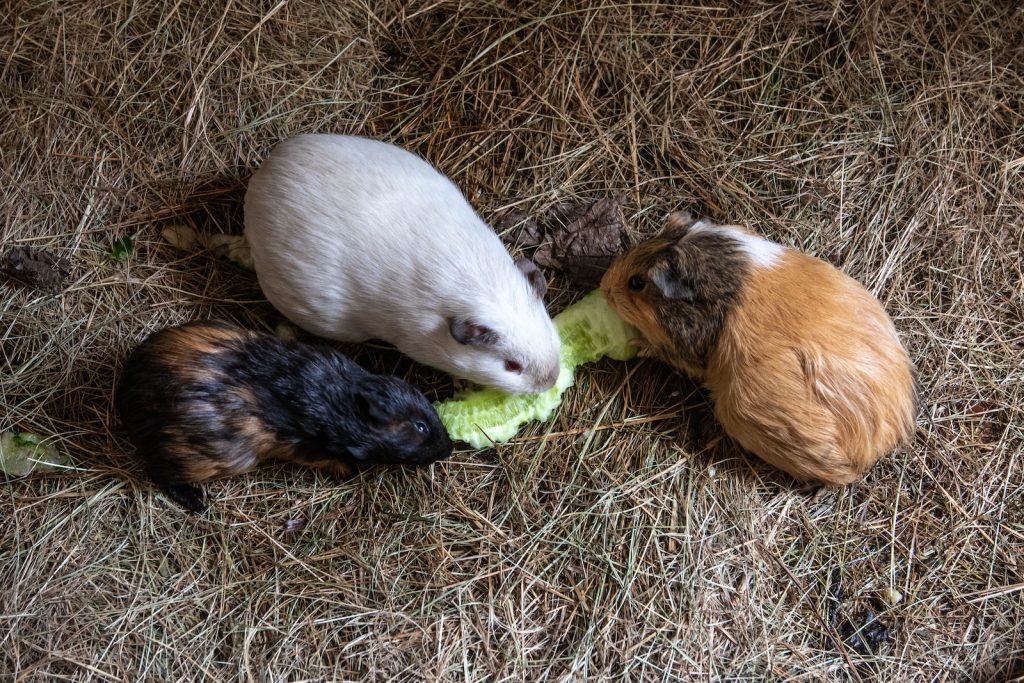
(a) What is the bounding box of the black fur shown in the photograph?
[162,484,207,514]
[115,320,452,513]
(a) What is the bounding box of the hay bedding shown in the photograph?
[1,1,1022,680]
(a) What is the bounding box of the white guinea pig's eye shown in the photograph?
[412,420,428,434]
[504,360,524,374]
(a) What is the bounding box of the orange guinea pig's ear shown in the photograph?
[660,210,698,239]
[648,263,695,302]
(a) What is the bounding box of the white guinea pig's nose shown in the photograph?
[537,364,560,390]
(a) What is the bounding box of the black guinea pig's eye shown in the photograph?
[412,420,428,434]
[628,275,646,291]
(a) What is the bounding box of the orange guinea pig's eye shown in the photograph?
[628,275,646,291]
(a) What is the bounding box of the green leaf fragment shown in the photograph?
[0,430,71,477]
[12,432,38,447]
[435,290,638,449]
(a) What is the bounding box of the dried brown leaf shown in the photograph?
[1,247,70,293]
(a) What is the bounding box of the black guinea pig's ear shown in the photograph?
[353,380,394,428]
[648,263,695,302]
[449,318,499,346]
[514,257,548,299]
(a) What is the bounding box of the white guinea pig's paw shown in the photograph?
[161,223,200,252]
[274,323,300,341]
[451,377,478,393]
[205,234,255,271]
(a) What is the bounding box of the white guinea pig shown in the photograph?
[243,134,562,394]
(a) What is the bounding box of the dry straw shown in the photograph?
[1,1,1022,680]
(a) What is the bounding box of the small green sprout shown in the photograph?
[111,235,134,262]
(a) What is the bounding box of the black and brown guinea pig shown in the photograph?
[115,320,453,513]
[601,212,917,485]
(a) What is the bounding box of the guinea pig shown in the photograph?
[115,320,453,513]
[600,212,917,485]
[243,134,562,394]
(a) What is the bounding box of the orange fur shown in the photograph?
[708,251,917,483]
[145,321,254,383]
[602,232,683,368]
[601,220,917,485]
[286,457,353,479]
[177,387,315,483]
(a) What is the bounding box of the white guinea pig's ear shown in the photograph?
[648,264,695,302]
[449,318,499,346]
[514,258,548,299]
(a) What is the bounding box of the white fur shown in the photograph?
[244,134,561,394]
[690,220,785,268]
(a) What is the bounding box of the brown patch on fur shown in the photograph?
[229,387,276,451]
[288,455,353,478]
[233,414,292,461]
[155,319,247,353]
[177,450,240,482]
[384,419,411,434]
[162,384,292,484]
[165,430,264,484]
[144,320,253,382]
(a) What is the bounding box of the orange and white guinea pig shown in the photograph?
[600,211,917,485]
